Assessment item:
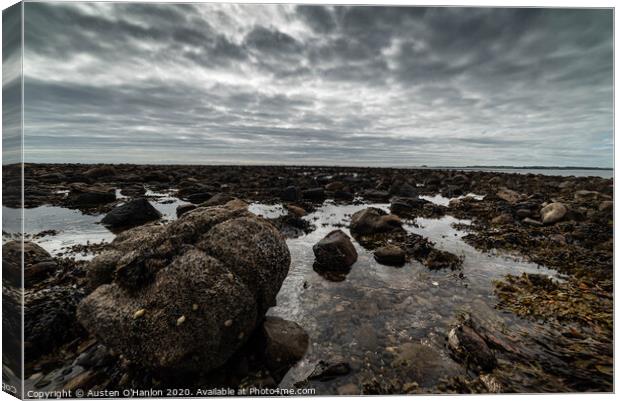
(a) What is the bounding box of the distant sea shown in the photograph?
[430,167,613,179]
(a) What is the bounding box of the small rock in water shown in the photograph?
[312,229,358,270]
[350,207,402,235]
[261,316,309,373]
[374,244,406,266]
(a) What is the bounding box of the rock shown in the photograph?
[515,208,531,219]
[308,360,352,381]
[261,316,308,372]
[540,202,567,224]
[84,165,116,179]
[67,184,116,207]
[374,245,406,266]
[100,198,162,230]
[3,241,58,287]
[389,182,417,197]
[78,201,290,372]
[574,190,603,202]
[337,383,360,395]
[200,193,236,207]
[25,286,85,359]
[496,187,521,204]
[285,204,306,217]
[302,187,326,202]
[176,203,197,218]
[361,189,390,201]
[313,230,358,270]
[522,217,543,226]
[390,197,429,216]
[280,186,301,202]
[85,224,167,289]
[186,192,213,204]
[448,321,496,373]
[325,181,345,191]
[350,207,402,235]
[599,200,613,212]
[334,190,354,201]
[491,213,513,225]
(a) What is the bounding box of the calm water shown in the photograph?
[12,192,572,393]
[440,167,613,179]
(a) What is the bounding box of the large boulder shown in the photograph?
[84,166,116,179]
[3,241,57,287]
[350,207,402,235]
[100,198,162,230]
[540,202,567,225]
[77,200,291,373]
[312,230,358,270]
[390,197,429,216]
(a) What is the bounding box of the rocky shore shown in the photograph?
[2,163,613,395]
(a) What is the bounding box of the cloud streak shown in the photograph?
[17,3,613,167]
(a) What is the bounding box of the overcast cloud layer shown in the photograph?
[15,2,613,166]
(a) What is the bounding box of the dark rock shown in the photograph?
[389,182,417,197]
[515,209,531,219]
[176,203,197,218]
[84,166,116,179]
[186,192,213,204]
[325,181,345,191]
[350,207,402,235]
[308,360,352,381]
[66,185,116,207]
[101,198,162,230]
[522,217,543,226]
[78,201,290,373]
[334,190,354,201]
[313,230,358,270]
[200,193,236,207]
[3,241,58,287]
[303,187,326,202]
[261,316,308,373]
[390,197,429,216]
[448,320,497,373]
[361,189,390,201]
[25,286,85,359]
[280,186,301,202]
[374,245,406,266]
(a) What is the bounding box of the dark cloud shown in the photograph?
[14,3,613,167]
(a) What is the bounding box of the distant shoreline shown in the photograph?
[431,166,612,171]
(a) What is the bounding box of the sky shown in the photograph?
[9,2,614,166]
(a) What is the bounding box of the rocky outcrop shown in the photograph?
[100,198,162,230]
[350,207,402,235]
[313,230,358,270]
[77,200,290,373]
